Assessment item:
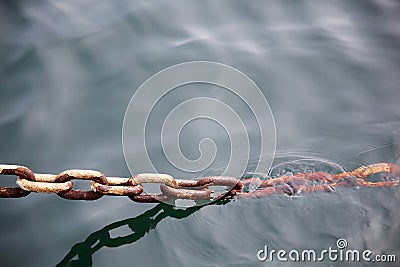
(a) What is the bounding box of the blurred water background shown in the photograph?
[1,0,400,266]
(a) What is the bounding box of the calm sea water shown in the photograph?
[1,1,400,266]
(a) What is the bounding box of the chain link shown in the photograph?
[1,163,399,202]
[0,165,34,197]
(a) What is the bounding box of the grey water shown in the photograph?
[1,0,400,266]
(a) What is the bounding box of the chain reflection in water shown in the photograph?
[56,200,229,267]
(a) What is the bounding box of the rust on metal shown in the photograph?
[128,173,177,188]
[17,178,73,194]
[54,169,108,184]
[0,162,399,202]
[0,165,34,197]
[160,184,211,199]
[332,163,400,179]
[54,169,108,200]
[128,194,171,203]
[57,190,103,200]
[91,181,143,196]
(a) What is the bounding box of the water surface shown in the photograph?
[1,0,400,266]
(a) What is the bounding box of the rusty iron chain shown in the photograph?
[0,163,399,202]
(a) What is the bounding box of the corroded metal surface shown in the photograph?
[0,163,399,202]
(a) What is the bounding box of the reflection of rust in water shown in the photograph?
[0,163,399,201]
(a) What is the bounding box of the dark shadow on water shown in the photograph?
[56,200,230,267]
